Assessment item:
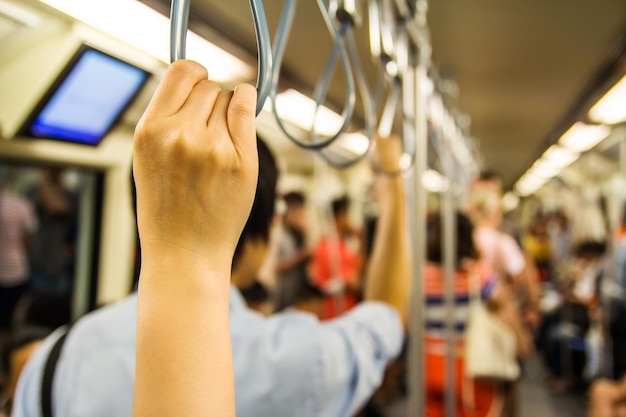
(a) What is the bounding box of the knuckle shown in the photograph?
[169,60,208,80]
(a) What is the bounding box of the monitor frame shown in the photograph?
[18,44,151,146]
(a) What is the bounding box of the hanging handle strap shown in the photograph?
[270,0,356,150]
[170,0,272,116]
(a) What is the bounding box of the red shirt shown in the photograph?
[312,236,361,319]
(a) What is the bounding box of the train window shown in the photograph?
[0,161,103,330]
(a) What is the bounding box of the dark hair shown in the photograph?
[233,137,279,267]
[331,196,350,217]
[575,241,607,258]
[479,170,501,182]
[294,281,324,303]
[427,212,478,266]
[240,281,270,303]
[283,192,305,207]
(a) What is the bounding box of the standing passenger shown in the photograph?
[27,168,76,294]
[0,169,35,335]
[12,128,410,417]
[312,196,364,319]
[468,186,534,417]
[274,191,311,311]
[425,212,500,417]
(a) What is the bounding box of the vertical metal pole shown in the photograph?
[408,51,429,417]
[441,115,457,417]
[619,134,626,178]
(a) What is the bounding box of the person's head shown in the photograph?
[427,211,478,267]
[239,281,271,316]
[292,281,325,318]
[231,137,279,288]
[283,192,307,231]
[331,196,350,232]
[574,241,606,263]
[42,167,63,185]
[473,170,503,194]
[467,186,502,228]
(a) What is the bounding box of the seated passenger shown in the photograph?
[11,75,410,417]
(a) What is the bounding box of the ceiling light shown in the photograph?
[502,192,520,211]
[527,160,561,179]
[589,74,626,125]
[269,89,343,136]
[36,0,253,82]
[541,145,579,169]
[515,173,548,196]
[334,132,370,155]
[558,122,611,153]
[399,153,412,170]
[422,169,449,193]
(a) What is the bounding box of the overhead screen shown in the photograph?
[19,45,150,146]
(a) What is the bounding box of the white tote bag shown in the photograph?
[464,271,520,381]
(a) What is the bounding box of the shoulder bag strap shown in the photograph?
[41,328,70,417]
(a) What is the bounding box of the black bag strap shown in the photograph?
[41,328,70,417]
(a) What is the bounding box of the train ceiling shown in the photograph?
[146,0,626,184]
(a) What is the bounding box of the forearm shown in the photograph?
[364,177,410,325]
[133,255,235,417]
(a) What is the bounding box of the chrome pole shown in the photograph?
[441,114,457,417]
[408,43,429,417]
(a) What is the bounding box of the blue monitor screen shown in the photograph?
[24,47,149,145]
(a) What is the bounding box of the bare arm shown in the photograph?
[132,60,258,417]
[364,135,411,325]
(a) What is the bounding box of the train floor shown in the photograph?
[382,354,588,417]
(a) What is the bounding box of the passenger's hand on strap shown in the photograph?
[133,60,254,417]
[373,133,403,173]
[133,60,258,271]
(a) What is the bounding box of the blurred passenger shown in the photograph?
[312,196,364,319]
[468,186,540,330]
[524,216,553,283]
[425,211,521,417]
[240,281,272,316]
[0,169,35,335]
[274,191,311,311]
[548,210,572,274]
[610,207,626,381]
[589,377,626,417]
[542,241,606,393]
[27,168,77,294]
[0,291,71,415]
[468,186,536,417]
[12,131,410,417]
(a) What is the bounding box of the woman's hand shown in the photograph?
[133,60,258,274]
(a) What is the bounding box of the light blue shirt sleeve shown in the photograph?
[318,302,404,417]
